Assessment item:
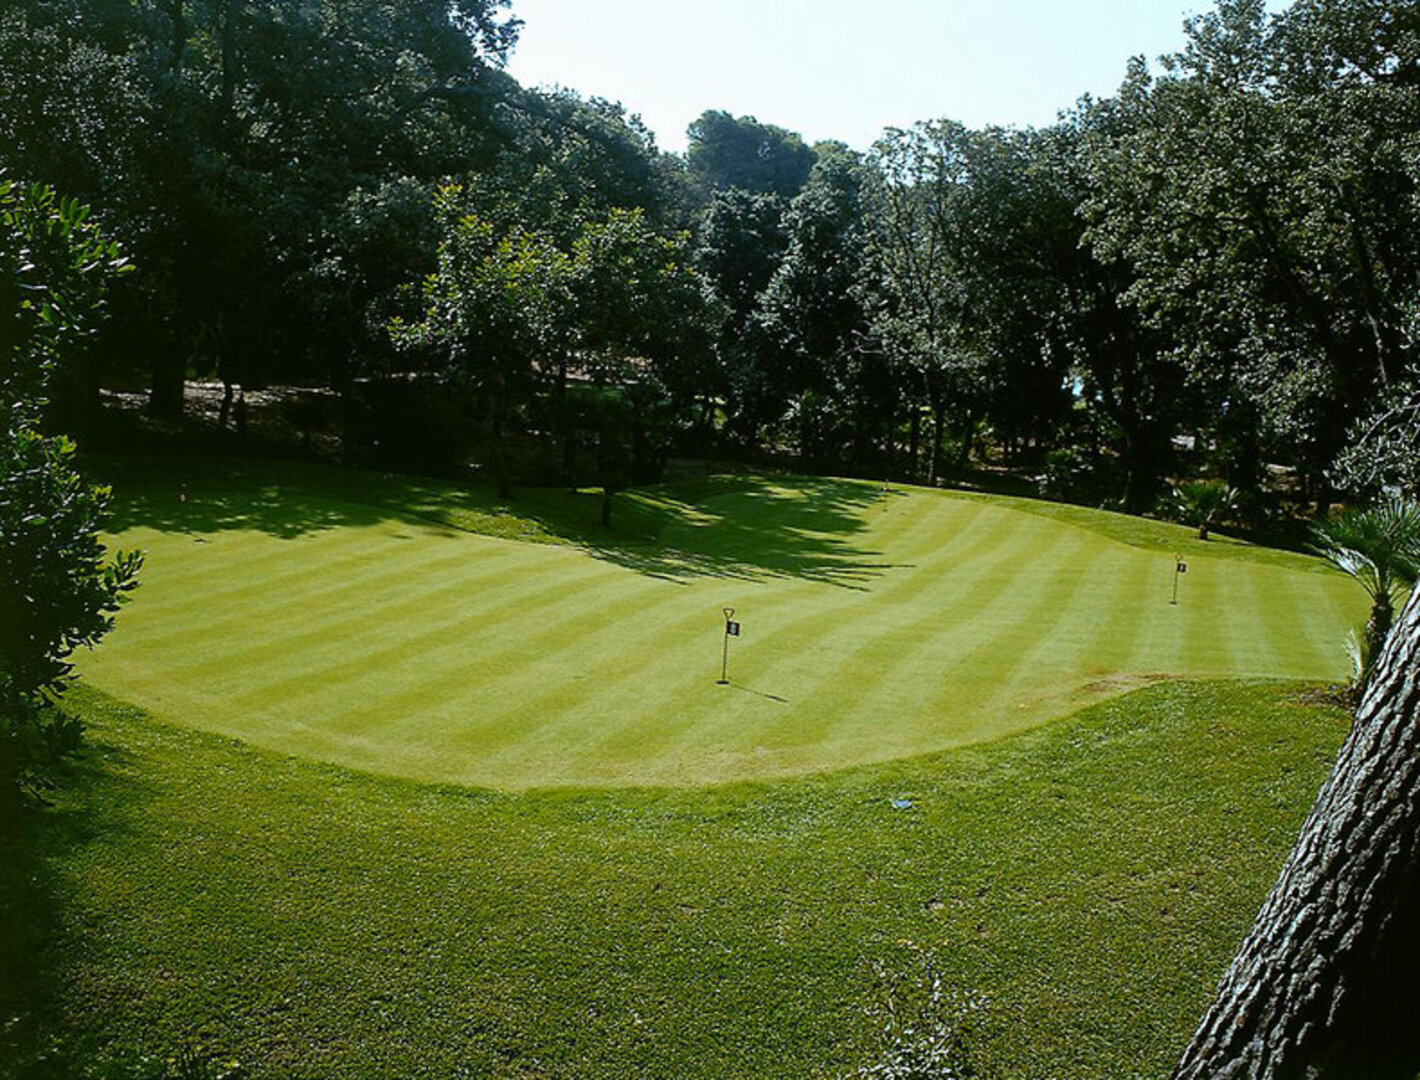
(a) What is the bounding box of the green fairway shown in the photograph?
[80,458,1363,789]
[1,679,1350,1079]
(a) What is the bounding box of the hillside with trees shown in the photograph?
[0,0,1411,514]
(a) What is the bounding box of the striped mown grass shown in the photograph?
[80,458,1363,789]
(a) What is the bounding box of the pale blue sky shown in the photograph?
[505,0,1291,154]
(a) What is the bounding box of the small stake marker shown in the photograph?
[1171,554,1188,605]
[718,607,740,685]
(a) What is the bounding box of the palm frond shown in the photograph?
[1311,495,1420,603]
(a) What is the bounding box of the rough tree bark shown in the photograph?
[1173,584,1420,1079]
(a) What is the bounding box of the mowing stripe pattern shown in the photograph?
[82,469,1364,790]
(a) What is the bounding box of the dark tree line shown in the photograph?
[3,0,1412,512]
[682,0,1416,512]
[0,0,674,419]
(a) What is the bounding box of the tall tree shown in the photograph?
[868,122,975,484]
[685,110,816,201]
[393,186,710,499]
[1083,0,1420,499]
[870,122,1090,486]
[924,125,1075,466]
[0,0,523,416]
[757,144,883,468]
[694,187,790,447]
[568,206,713,500]
[391,184,573,496]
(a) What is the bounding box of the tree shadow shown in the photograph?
[522,474,911,587]
[99,457,435,540]
[95,457,911,587]
[0,728,158,1074]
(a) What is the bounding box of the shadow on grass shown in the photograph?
[0,726,157,1075]
[725,681,790,704]
[553,474,909,587]
[96,457,909,588]
[100,457,425,540]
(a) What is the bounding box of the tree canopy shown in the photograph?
[2,0,1412,515]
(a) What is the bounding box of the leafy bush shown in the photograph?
[1171,479,1238,540]
[0,428,141,798]
[1,177,140,799]
[1037,447,1089,503]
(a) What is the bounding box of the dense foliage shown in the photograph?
[1,0,1412,512]
[0,178,140,798]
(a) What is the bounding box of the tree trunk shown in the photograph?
[954,406,975,469]
[798,391,816,469]
[927,397,945,486]
[486,396,513,501]
[908,408,921,479]
[852,416,869,474]
[557,361,578,490]
[1172,584,1420,1080]
[148,349,185,419]
[883,404,896,475]
[218,378,234,430]
[560,428,577,490]
[596,425,621,528]
[1121,417,1163,513]
[1222,399,1263,494]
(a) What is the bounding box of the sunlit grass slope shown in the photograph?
[81,458,1363,789]
[2,680,1350,1079]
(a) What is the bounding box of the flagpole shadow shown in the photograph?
[724,682,789,704]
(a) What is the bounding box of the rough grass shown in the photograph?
[78,458,1363,790]
[1,679,1349,1079]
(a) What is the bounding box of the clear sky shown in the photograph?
[504,0,1290,155]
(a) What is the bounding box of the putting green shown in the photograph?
[81,461,1363,790]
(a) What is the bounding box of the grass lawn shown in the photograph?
[2,679,1349,1079]
[76,458,1363,790]
[0,459,1366,1077]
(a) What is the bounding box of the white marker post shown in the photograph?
[718,607,741,685]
